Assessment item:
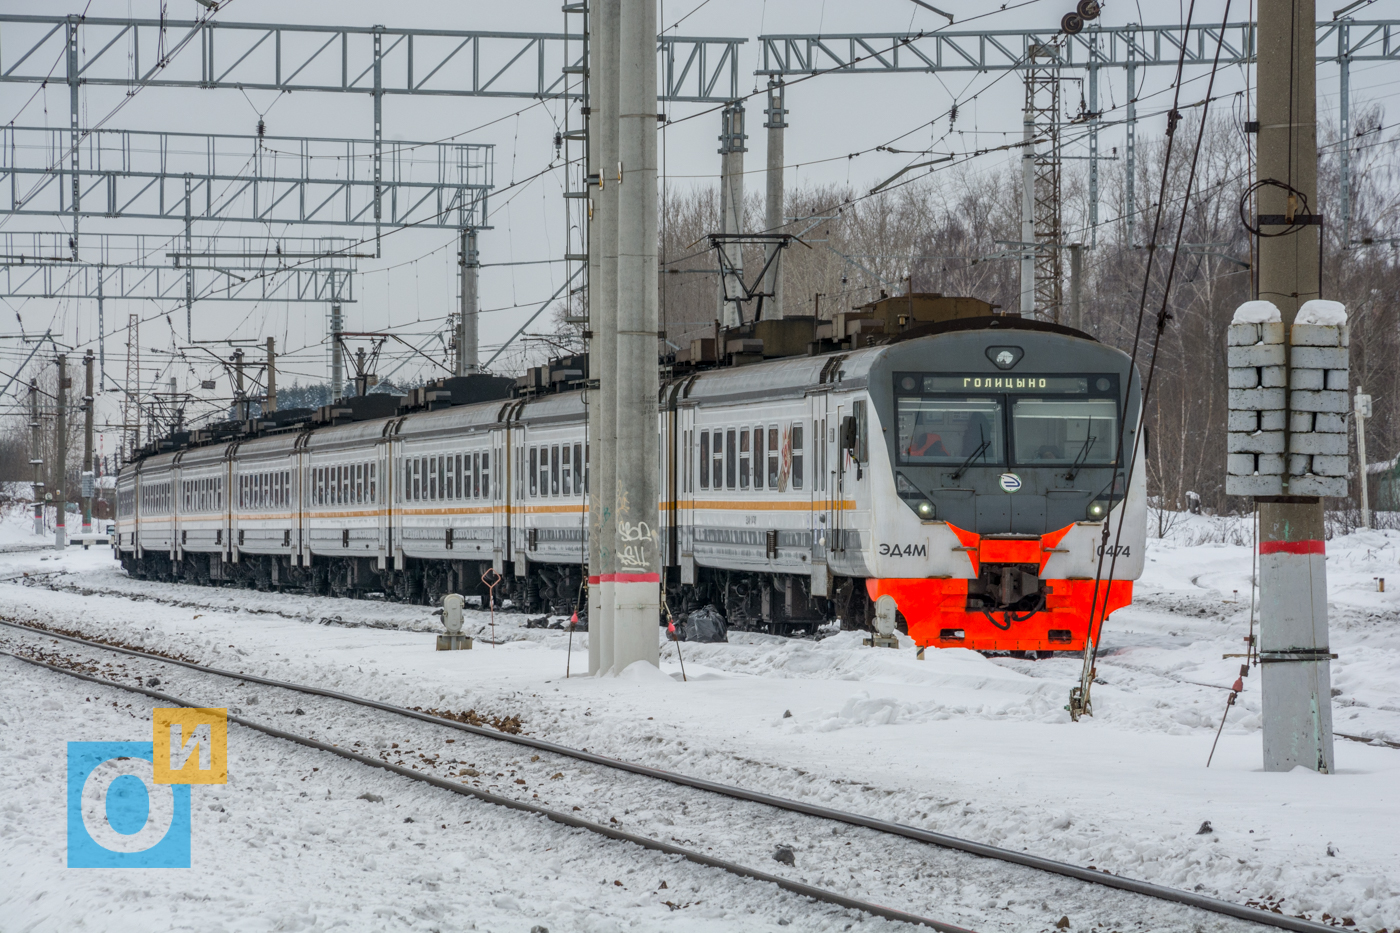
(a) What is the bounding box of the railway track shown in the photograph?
[0,617,1341,933]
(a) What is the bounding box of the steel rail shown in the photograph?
[0,648,970,933]
[0,617,1337,933]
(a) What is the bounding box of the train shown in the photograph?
[115,296,1146,653]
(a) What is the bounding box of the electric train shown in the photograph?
[115,313,1145,653]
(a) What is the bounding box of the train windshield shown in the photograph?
[896,397,1006,466]
[1011,398,1118,466]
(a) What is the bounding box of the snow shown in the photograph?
[1296,300,1348,326]
[1231,300,1282,324]
[2,516,1399,930]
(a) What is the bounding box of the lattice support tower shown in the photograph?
[1026,41,1064,322]
[122,313,139,462]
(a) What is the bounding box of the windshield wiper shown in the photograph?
[950,427,991,481]
[1064,434,1097,481]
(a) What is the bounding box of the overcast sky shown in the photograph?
[0,0,1375,442]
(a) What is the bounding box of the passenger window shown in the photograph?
[551,445,561,496]
[725,429,737,490]
[699,431,710,489]
[572,444,582,495]
[562,445,572,496]
[481,451,490,500]
[529,448,538,497]
[768,426,780,489]
[792,424,804,490]
[739,429,751,490]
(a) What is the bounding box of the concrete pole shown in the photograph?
[96,268,105,391]
[265,337,278,413]
[55,354,67,549]
[590,0,621,676]
[1020,111,1036,315]
[330,303,344,399]
[763,79,788,319]
[30,379,43,535]
[82,350,94,534]
[1257,0,1334,775]
[1355,387,1370,529]
[718,101,747,328]
[612,0,660,672]
[456,228,481,376]
[1068,243,1083,332]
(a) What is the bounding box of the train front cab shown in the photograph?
[861,320,1147,653]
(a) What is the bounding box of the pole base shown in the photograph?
[436,635,474,651]
[863,634,899,649]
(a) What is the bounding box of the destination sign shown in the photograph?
[919,375,1091,394]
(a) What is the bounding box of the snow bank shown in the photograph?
[1296,299,1347,326]
[1231,300,1281,324]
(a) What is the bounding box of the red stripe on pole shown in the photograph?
[588,576,600,585]
[1259,539,1325,555]
[600,572,661,583]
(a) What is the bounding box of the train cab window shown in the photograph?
[896,397,1005,466]
[738,430,751,490]
[561,445,572,496]
[725,429,737,490]
[792,424,804,489]
[699,432,711,489]
[529,448,539,497]
[572,444,582,496]
[1011,398,1118,466]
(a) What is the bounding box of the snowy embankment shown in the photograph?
[0,517,1396,930]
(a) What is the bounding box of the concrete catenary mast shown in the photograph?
[610,0,661,671]
[1256,0,1334,773]
[589,0,621,675]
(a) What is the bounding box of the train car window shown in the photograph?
[540,447,551,498]
[582,445,588,495]
[529,448,538,497]
[853,400,869,463]
[438,456,447,500]
[450,454,460,500]
[713,432,724,490]
[792,424,804,490]
[572,444,582,496]
[725,429,736,490]
[369,463,377,503]
[767,426,780,489]
[561,445,572,496]
[551,445,561,496]
[285,471,291,507]
[738,430,750,490]
[895,397,1005,466]
[427,457,436,501]
[699,432,710,489]
[482,451,491,500]
[1011,398,1118,466]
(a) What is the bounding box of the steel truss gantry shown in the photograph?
[756,20,1400,246]
[0,14,746,103]
[2,126,491,230]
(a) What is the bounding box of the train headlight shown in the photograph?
[915,499,935,520]
[1086,500,1109,521]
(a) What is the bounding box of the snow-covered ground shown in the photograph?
[1,514,1397,931]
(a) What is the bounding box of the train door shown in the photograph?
[492,425,506,574]
[678,405,696,585]
[376,436,391,569]
[832,400,848,558]
[809,394,831,597]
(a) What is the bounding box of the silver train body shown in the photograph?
[116,318,1145,646]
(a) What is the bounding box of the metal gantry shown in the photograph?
[756,20,1400,248]
[0,15,745,101]
[1,126,492,231]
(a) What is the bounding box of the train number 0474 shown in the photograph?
[1096,544,1131,557]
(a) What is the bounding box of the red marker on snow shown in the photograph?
[667,619,676,634]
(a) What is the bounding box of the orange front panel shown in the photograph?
[866,577,1134,653]
[977,538,1042,565]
